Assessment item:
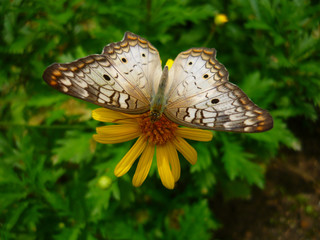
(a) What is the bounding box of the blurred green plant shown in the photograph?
[0,0,319,239]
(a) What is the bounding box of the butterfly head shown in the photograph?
[150,110,162,122]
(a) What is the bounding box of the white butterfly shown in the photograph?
[43,32,273,133]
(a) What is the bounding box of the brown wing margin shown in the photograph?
[102,32,159,56]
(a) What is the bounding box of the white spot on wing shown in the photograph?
[119,93,128,108]
[101,88,115,97]
[98,98,105,104]
[225,108,237,115]
[99,93,110,102]
[223,122,237,128]
[64,71,74,77]
[206,122,214,127]
[245,111,256,117]
[202,118,215,124]
[60,77,72,86]
[244,118,258,126]
[229,113,246,121]
[99,60,110,67]
[236,107,244,112]
[244,126,254,132]
[202,110,217,118]
[78,88,89,97]
[184,108,196,121]
[74,77,88,88]
[61,86,68,92]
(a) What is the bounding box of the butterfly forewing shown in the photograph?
[43,32,162,114]
[102,32,162,99]
[99,32,162,108]
[164,48,273,132]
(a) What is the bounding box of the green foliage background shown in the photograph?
[0,0,319,239]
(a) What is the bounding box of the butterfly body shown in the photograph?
[43,32,273,133]
[150,65,169,121]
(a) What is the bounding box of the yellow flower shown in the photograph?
[92,60,213,189]
[214,14,228,25]
[92,109,212,189]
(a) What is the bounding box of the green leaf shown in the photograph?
[0,165,27,211]
[166,200,220,240]
[4,202,29,231]
[245,20,272,31]
[221,135,265,188]
[247,117,301,152]
[53,130,94,164]
[54,225,84,240]
[190,142,212,173]
[42,190,70,214]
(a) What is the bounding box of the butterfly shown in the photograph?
[43,32,273,133]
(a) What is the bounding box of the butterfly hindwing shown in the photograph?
[164,48,273,132]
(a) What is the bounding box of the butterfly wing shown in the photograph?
[164,48,273,133]
[43,32,162,114]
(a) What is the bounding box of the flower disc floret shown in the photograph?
[138,113,178,145]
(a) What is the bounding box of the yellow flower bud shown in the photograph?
[215,14,228,25]
[58,222,65,229]
[97,176,112,189]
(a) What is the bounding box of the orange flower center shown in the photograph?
[138,112,178,145]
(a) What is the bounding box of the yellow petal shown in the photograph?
[93,132,140,144]
[132,143,155,187]
[157,144,175,189]
[166,141,180,182]
[172,136,197,165]
[176,128,213,142]
[93,124,140,144]
[96,124,139,135]
[114,136,147,177]
[92,108,138,124]
[165,59,174,70]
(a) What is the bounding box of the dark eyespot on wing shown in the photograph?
[211,99,219,104]
[103,74,111,81]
